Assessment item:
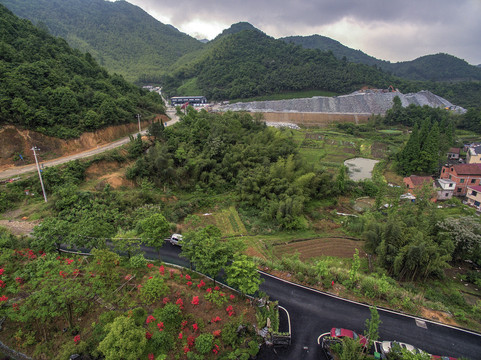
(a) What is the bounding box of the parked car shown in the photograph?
[380,341,426,358]
[169,234,183,246]
[318,328,367,359]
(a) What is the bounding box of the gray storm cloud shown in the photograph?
[126,0,481,64]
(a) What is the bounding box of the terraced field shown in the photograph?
[273,237,366,261]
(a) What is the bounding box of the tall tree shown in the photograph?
[137,213,170,259]
[225,254,263,296]
[181,226,233,284]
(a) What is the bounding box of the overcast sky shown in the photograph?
[120,0,481,65]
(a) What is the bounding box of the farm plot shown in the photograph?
[273,237,366,261]
[212,206,247,236]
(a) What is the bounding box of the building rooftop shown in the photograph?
[467,185,481,192]
[448,147,460,154]
[448,164,481,175]
[405,175,433,186]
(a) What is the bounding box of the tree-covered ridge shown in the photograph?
[283,36,481,82]
[0,4,164,138]
[388,53,481,82]
[0,0,204,82]
[162,29,393,100]
[282,34,386,67]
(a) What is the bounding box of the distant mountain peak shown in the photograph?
[215,22,262,39]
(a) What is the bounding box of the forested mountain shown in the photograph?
[0,0,204,82]
[283,35,481,82]
[386,53,481,81]
[0,4,164,138]
[162,27,394,100]
[282,34,386,67]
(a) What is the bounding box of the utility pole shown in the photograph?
[31,146,47,203]
[136,113,141,133]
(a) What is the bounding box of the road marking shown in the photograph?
[258,270,481,337]
[416,319,428,329]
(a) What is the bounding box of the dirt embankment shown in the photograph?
[0,117,167,170]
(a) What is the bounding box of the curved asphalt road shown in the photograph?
[143,242,481,360]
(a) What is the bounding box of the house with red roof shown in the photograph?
[403,175,434,190]
[466,185,481,210]
[440,164,481,196]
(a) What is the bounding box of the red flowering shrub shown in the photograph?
[185,274,191,280]
[197,280,206,288]
[176,298,184,309]
[229,294,235,300]
[192,323,198,332]
[157,322,164,331]
[0,295,7,302]
[212,330,221,337]
[147,263,154,269]
[225,305,235,317]
[148,354,154,360]
[186,281,192,286]
[0,280,5,288]
[145,331,152,339]
[73,335,80,344]
[146,315,156,324]
[162,297,170,304]
[211,316,222,323]
[159,265,165,275]
[178,332,183,339]
[191,296,199,306]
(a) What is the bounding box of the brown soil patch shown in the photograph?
[0,120,153,170]
[274,238,366,260]
[419,308,459,327]
[0,220,39,236]
[96,171,134,189]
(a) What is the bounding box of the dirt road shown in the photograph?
[0,111,179,180]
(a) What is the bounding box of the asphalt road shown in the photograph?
[140,242,481,360]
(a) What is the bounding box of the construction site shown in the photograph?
[219,89,466,127]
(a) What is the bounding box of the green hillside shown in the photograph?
[0,0,204,82]
[0,4,164,138]
[283,35,481,82]
[282,34,386,67]
[162,27,394,100]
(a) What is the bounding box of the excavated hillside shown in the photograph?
[220,90,466,115]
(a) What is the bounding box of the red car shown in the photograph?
[318,328,368,360]
[329,328,368,346]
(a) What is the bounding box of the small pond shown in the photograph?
[344,157,379,181]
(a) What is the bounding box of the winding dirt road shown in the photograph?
[0,110,179,180]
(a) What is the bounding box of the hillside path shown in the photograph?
[0,110,179,180]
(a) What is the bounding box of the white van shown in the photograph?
[170,234,183,246]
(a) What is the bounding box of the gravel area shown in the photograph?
[220,90,466,115]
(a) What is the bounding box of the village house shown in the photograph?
[403,175,434,191]
[467,145,481,164]
[466,185,481,210]
[434,179,456,200]
[447,147,460,161]
[439,163,481,196]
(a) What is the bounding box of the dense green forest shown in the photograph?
[283,35,481,82]
[127,109,336,230]
[162,29,392,100]
[0,4,164,138]
[0,0,204,82]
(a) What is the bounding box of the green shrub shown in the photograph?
[221,319,242,347]
[131,307,146,326]
[129,253,147,268]
[195,333,214,355]
[360,276,378,299]
[140,276,169,305]
[150,330,175,354]
[154,303,182,332]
